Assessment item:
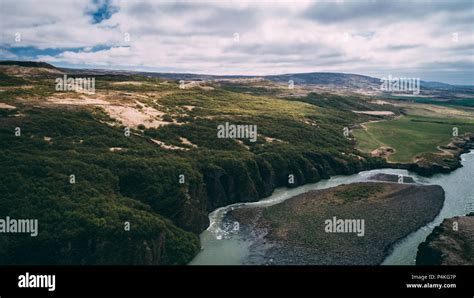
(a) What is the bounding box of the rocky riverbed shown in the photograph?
[229,178,445,265]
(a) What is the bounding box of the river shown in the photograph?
[190,150,474,265]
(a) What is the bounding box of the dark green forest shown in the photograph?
[0,71,388,264]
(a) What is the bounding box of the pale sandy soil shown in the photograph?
[182,105,196,111]
[264,136,285,143]
[370,99,393,105]
[0,103,16,109]
[236,139,250,150]
[179,137,198,148]
[352,110,395,116]
[103,105,168,128]
[109,147,128,152]
[150,138,187,150]
[436,141,459,156]
[181,81,214,90]
[370,146,395,159]
[45,92,180,129]
[303,119,319,127]
[47,95,109,105]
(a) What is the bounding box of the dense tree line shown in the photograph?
[0,79,387,264]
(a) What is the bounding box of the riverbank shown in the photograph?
[416,213,474,265]
[229,178,445,265]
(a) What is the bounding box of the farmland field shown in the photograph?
[353,112,474,163]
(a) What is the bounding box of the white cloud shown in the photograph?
[1,0,473,83]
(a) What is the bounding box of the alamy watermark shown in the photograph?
[18,272,55,292]
[217,122,258,142]
[324,216,365,237]
[0,216,38,237]
[55,74,95,94]
[380,75,420,95]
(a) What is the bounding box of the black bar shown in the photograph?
[0,265,472,297]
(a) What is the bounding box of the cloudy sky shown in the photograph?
[0,0,473,84]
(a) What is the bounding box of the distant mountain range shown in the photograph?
[0,60,472,91]
[0,60,58,70]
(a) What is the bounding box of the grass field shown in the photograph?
[385,95,474,107]
[353,114,474,163]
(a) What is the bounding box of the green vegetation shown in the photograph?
[0,66,422,265]
[0,108,201,264]
[353,114,474,163]
[386,95,474,107]
[0,72,28,86]
[353,125,383,153]
[334,183,384,202]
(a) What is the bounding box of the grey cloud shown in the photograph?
[191,7,260,34]
[450,43,474,52]
[127,1,203,16]
[257,54,363,67]
[418,60,474,71]
[225,42,329,56]
[386,44,422,50]
[122,3,259,38]
[302,0,473,24]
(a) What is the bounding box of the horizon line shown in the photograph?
[1,59,473,87]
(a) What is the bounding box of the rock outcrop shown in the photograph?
[416,213,474,265]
